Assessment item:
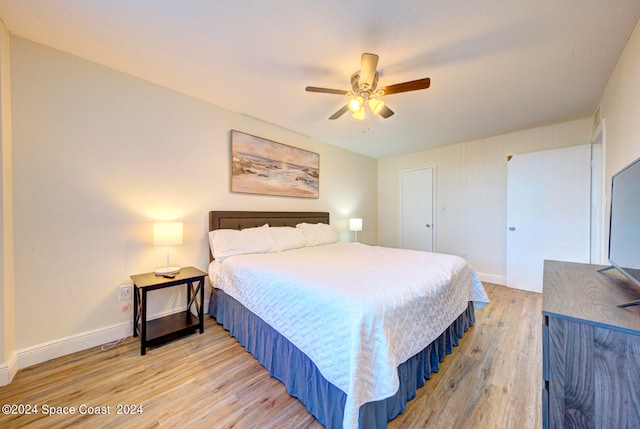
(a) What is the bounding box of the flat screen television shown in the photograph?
[602,155,640,308]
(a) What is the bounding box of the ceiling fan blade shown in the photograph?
[379,105,395,118]
[379,77,431,95]
[359,53,379,88]
[329,105,349,120]
[306,86,349,95]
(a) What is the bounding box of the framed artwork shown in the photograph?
[230,130,319,198]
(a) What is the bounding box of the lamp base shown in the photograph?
[154,266,181,276]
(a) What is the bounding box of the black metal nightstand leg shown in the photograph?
[198,278,204,333]
[133,285,141,338]
[140,289,147,356]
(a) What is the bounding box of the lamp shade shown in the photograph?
[352,108,366,120]
[369,98,385,115]
[153,222,183,246]
[349,218,363,232]
[348,96,364,112]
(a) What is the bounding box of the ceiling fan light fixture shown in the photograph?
[305,53,430,121]
[369,98,385,115]
[348,96,364,112]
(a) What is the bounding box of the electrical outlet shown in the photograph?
[119,285,132,301]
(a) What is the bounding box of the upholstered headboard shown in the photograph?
[208,211,330,261]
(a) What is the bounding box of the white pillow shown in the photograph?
[209,224,277,261]
[270,226,307,251]
[296,222,339,246]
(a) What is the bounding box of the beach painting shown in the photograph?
[230,130,319,198]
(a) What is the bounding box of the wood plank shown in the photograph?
[0,283,541,428]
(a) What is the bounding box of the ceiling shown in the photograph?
[0,1,639,159]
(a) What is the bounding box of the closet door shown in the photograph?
[401,166,435,252]
[506,145,591,292]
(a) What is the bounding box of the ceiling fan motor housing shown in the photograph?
[350,71,379,96]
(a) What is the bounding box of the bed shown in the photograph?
[207,211,489,428]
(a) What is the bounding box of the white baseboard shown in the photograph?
[0,351,18,386]
[13,299,209,374]
[477,272,506,285]
[16,321,132,370]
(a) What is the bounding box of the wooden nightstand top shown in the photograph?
[130,266,206,289]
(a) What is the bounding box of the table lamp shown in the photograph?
[349,218,363,243]
[153,221,183,275]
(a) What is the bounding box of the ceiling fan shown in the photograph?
[305,53,430,120]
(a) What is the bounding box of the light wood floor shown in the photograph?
[0,283,542,428]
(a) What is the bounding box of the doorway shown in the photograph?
[506,145,591,292]
[400,166,435,252]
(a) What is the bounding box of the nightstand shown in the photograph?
[130,266,206,355]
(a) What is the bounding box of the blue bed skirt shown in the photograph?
[208,289,475,428]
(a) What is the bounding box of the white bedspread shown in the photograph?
[209,242,489,429]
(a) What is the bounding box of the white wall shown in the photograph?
[598,18,640,242]
[0,21,16,384]
[9,37,377,357]
[378,119,592,283]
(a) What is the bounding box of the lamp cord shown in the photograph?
[101,292,132,352]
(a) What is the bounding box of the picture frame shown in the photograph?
[230,130,319,198]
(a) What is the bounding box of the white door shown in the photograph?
[506,145,591,293]
[401,166,435,251]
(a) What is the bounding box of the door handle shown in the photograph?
[425,223,431,228]
[508,226,516,231]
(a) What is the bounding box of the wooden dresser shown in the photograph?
[542,260,640,428]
